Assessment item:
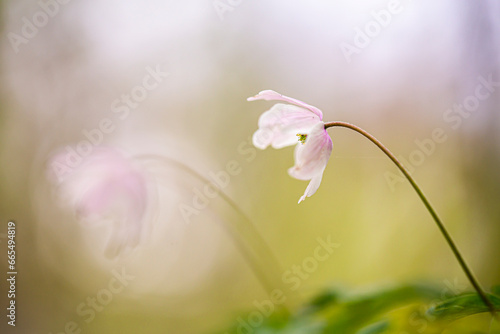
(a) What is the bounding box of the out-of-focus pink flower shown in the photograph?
[47,147,153,257]
[248,90,333,203]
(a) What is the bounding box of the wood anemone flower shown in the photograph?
[248,90,333,203]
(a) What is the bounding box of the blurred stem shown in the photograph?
[324,121,498,320]
[137,155,295,314]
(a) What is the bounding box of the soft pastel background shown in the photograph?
[0,0,499,333]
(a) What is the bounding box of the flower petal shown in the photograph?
[288,122,333,181]
[252,103,321,149]
[47,147,152,257]
[298,173,324,203]
[252,128,274,150]
[248,90,323,120]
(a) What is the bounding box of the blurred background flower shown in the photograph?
[0,0,499,333]
[47,147,155,258]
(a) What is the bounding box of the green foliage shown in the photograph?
[221,282,500,334]
[356,320,390,334]
[427,293,500,321]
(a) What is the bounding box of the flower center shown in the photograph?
[296,134,307,145]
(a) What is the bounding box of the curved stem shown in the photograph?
[324,121,498,319]
[136,154,297,313]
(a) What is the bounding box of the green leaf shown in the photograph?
[492,285,500,297]
[427,293,500,321]
[356,319,390,334]
[321,283,441,333]
[298,287,341,316]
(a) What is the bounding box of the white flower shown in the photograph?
[248,90,333,203]
[48,147,154,257]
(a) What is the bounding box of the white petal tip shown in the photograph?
[252,129,273,149]
[247,90,277,102]
[298,196,306,204]
[252,140,268,150]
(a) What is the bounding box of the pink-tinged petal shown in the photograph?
[252,103,321,149]
[252,128,274,150]
[47,147,153,257]
[248,90,323,120]
[288,122,333,181]
[298,173,324,203]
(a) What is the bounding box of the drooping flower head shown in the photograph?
[248,90,333,203]
[47,147,154,257]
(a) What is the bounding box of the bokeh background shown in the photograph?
[0,0,499,333]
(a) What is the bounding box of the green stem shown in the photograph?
[324,121,498,319]
[136,154,297,314]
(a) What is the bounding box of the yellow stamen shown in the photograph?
[297,134,307,144]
